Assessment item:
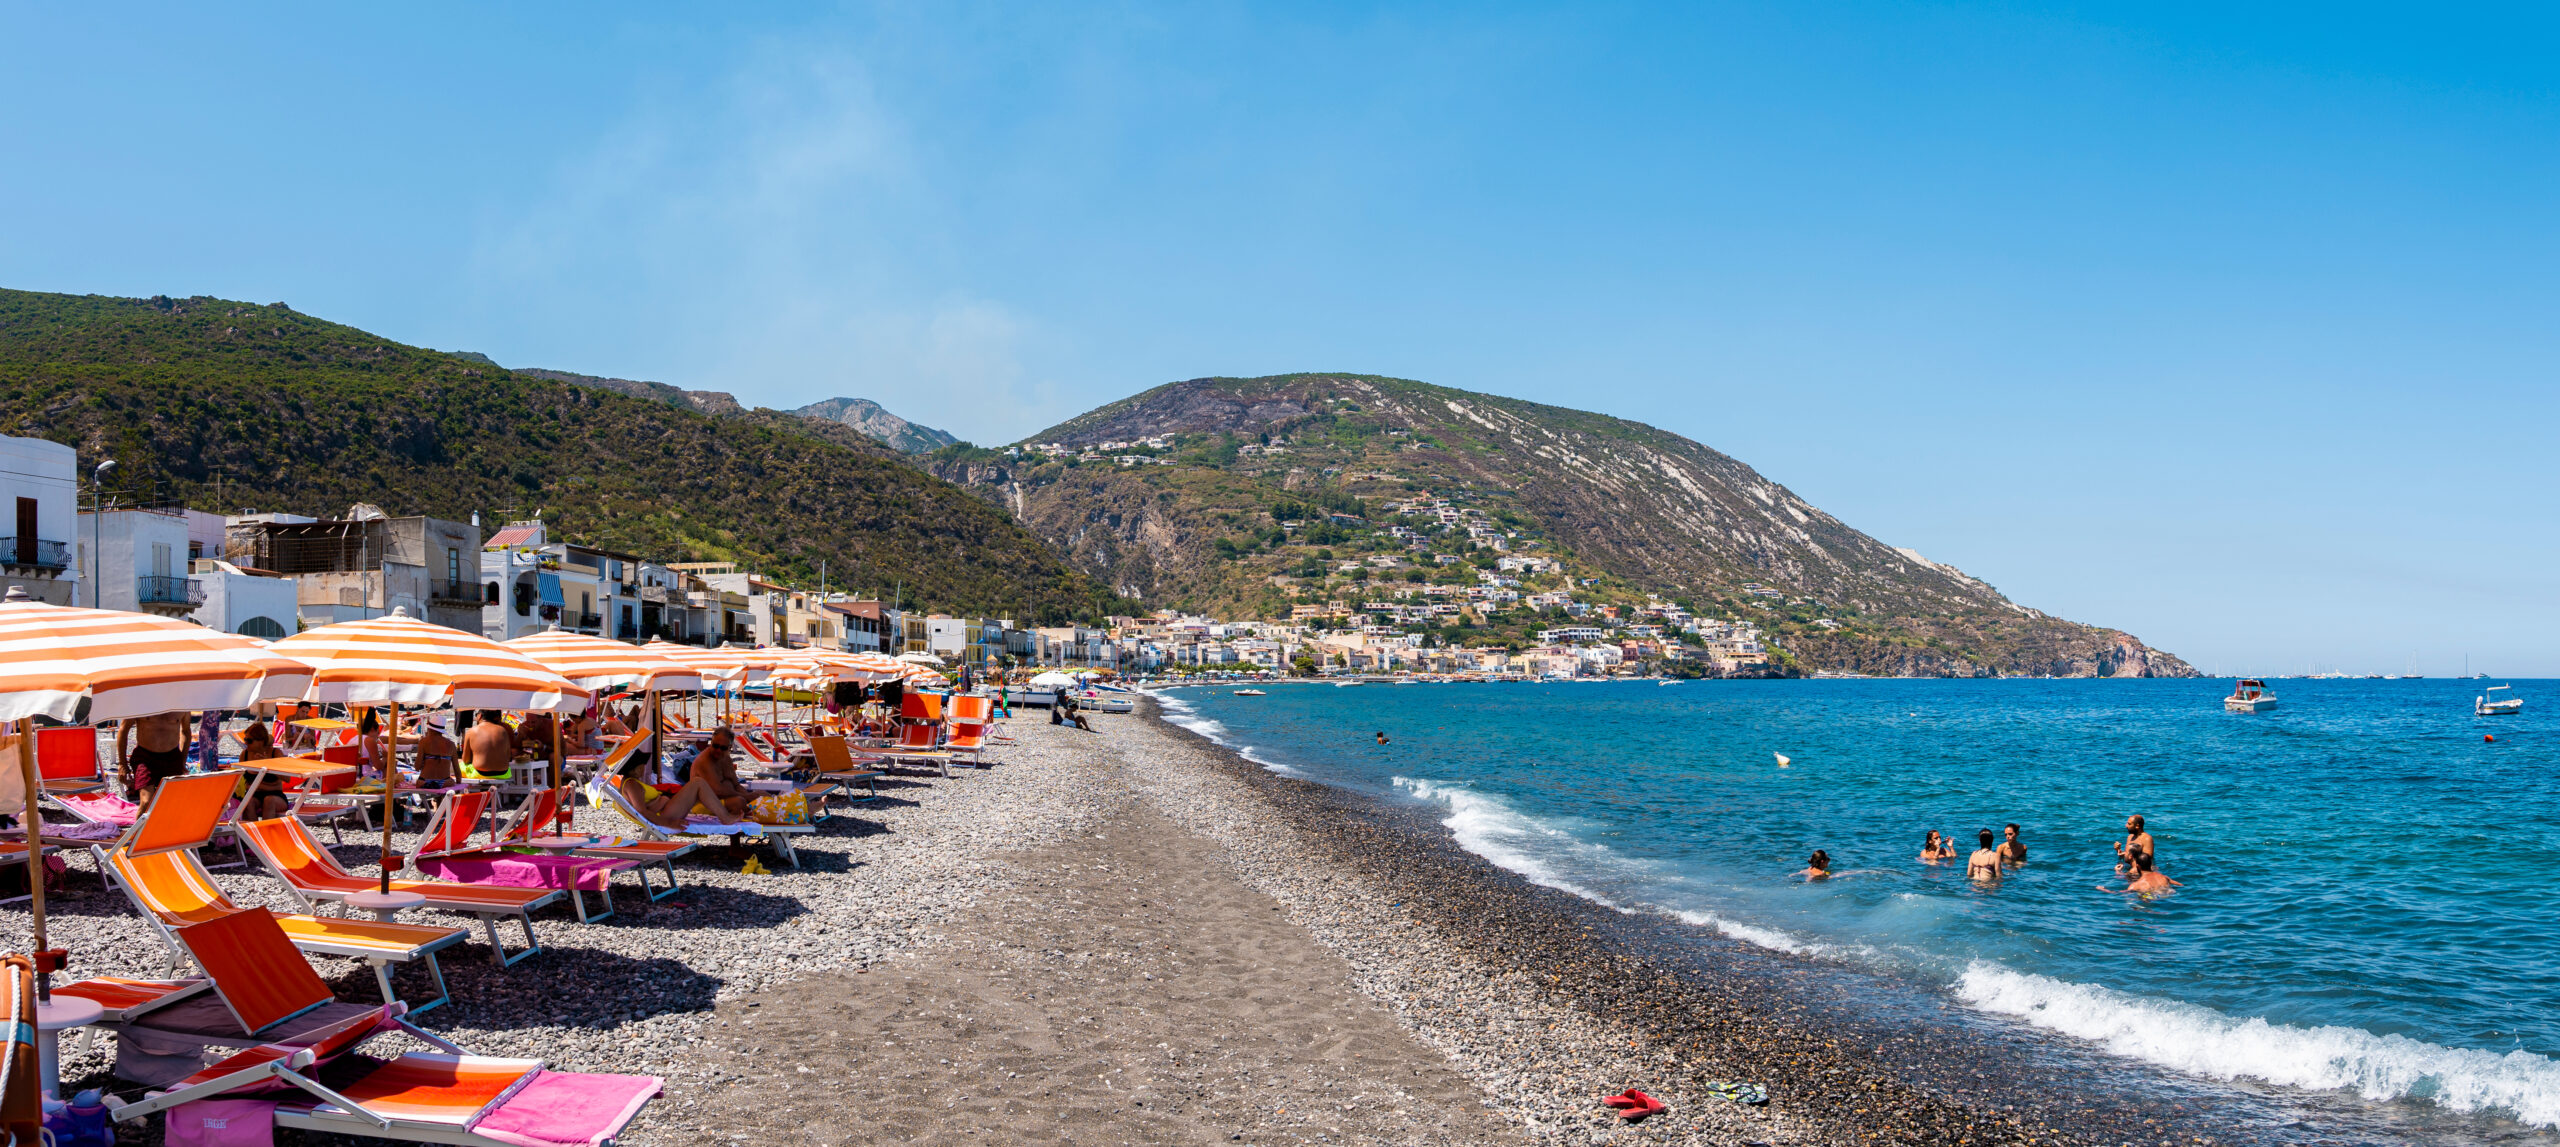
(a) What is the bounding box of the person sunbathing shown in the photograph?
[615,754,744,828]
[234,721,292,819]
[690,728,751,817]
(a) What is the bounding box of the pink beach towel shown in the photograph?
[165,1099,277,1147]
[470,1070,663,1147]
[415,854,627,891]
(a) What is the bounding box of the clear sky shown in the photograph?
[3,2,2553,676]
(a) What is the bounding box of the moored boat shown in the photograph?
[2225,679,2278,713]
[2476,684,2522,716]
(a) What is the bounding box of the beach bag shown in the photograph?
[747,791,808,826]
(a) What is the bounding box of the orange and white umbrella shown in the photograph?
[505,627,705,693]
[0,598,313,722]
[272,609,587,712]
[807,650,924,683]
[640,641,771,687]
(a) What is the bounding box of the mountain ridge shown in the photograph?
[937,372,2193,678]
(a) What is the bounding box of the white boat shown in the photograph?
[2224,679,2279,713]
[1334,680,1363,687]
[2476,684,2523,717]
[1232,689,1267,696]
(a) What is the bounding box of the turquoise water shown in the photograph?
[1155,677,2560,1128]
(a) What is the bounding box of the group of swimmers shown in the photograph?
[1796,814,2179,896]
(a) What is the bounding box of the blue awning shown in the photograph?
[537,572,565,607]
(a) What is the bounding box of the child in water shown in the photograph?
[2102,849,2182,897]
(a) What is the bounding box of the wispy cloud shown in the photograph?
[467,36,1074,443]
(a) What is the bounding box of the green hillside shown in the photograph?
[0,290,1123,622]
[931,372,2194,678]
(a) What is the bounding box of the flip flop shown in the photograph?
[1700,1081,1768,1105]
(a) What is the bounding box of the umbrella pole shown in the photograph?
[379,701,399,894]
[16,720,52,1001]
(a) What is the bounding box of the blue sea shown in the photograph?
[1153,677,2560,1132]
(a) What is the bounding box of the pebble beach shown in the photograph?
[18,700,2250,1146]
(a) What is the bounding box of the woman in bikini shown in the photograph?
[234,721,293,818]
[614,751,744,829]
[1797,850,1833,880]
[1919,830,1955,863]
[1966,829,2003,882]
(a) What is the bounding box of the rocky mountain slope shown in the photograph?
[0,290,1123,621]
[932,373,2193,678]
[793,397,958,453]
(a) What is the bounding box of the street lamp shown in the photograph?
[87,459,115,608]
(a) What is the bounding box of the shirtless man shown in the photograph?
[1999,823,2028,865]
[1966,829,2002,882]
[118,711,190,804]
[2115,814,2155,874]
[690,727,750,817]
[461,711,516,781]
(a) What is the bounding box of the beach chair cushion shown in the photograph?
[239,817,555,911]
[470,1069,664,1147]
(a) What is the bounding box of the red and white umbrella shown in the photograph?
[272,609,587,712]
[506,627,705,694]
[0,597,312,722]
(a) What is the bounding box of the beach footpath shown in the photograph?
[636,706,1873,1147]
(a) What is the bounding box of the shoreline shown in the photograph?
[1124,693,2444,1146]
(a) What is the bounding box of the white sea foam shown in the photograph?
[1146,689,1300,775]
[1392,777,1623,904]
[1957,963,2560,1126]
[1669,908,1815,955]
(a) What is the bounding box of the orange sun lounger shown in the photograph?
[235,815,561,966]
[96,774,465,1014]
[110,909,664,1145]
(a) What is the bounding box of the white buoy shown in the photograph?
[1774,752,1791,768]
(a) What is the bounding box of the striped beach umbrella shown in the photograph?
[806,650,920,683]
[638,641,760,687]
[271,609,587,712]
[505,627,705,694]
[0,597,313,723]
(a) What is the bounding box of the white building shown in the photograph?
[0,436,79,605]
[78,507,199,617]
[190,560,298,638]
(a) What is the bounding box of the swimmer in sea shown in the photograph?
[2114,814,2155,875]
[1797,849,1832,880]
[1999,823,2027,865]
[1966,829,2002,882]
[1375,731,1390,745]
[2101,848,2181,897]
[1918,830,1954,863]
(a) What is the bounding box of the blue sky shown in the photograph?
[3,2,2554,675]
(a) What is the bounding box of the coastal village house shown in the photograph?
[229,510,482,633]
[0,436,77,605]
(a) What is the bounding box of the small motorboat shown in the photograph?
[2224,679,2279,712]
[1232,689,1267,696]
[2476,684,2523,716]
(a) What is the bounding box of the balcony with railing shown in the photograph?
[137,574,205,607]
[0,538,70,571]
[428,580,484,608]
[576,612,603,630]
